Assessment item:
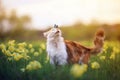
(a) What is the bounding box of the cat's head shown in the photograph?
[43,25,62,38]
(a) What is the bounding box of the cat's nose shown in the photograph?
[57,31,59,33]
[56,31,59,33]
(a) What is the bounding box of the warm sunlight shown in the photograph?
[1,1,120,80]
[3,0,120,28]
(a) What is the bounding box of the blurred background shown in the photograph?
[0,0,120,41]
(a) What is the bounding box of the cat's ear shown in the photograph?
[54,24,58,28]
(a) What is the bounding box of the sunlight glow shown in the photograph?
[3,0,120,29]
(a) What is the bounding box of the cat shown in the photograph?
[44,25,105,66]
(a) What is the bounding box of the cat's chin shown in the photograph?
[53,34,61,38]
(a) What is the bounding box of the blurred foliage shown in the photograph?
[0,7,33,41]
[0,41,120,80]
[0,3,120,41]
[60,23,120,41]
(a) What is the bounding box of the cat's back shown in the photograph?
[65,40,91,51]
[65,40,91,63]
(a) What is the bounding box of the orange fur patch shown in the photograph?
[65,40,91,64]
[65,29,105,64]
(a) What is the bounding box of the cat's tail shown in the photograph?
[90,29,105,55]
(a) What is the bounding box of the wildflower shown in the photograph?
[113,47,119,53]
[26,60,41,71]
[25,49,29,53]
[8,46,15,52]
[40,43,45,50]
[91,62,100,69]
[34,52,39,56]
[45,56,49,63]
[103,42,108,51]
[28,44,33,48]
[70,64,88,78]
[26,64,32,70]
[2,49,7,54]
[110,54,115,60]
[8,40,15,46]
[22,42,27,46]
[82,64,88,72]
[32,61,41,69]
[103,48,107,53]
[100,56,106,60]
[11,53,16,56]
[30,48,35,53]
[16,48,25,53]
[25,56,31,60]
[18,42,27,48]
[16,46,27,53]
[13,53,23,61]
[0,44,6,50]
[5,50,12,56]
[21,53,30,60]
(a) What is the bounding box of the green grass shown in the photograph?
[0,41,120,80]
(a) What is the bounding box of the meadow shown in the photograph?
[0,40,120,80]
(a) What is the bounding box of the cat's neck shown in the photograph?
[47,36,65,48]
[47,36,64,43]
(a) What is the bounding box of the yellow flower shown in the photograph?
[30,48,35,53]
[8,40,15,46]
[25,49,29,53]
[8,46,15,52]
[28,44,33,48]
[16,47,27,53]
[40,43,45,50]
[103,48,107,54]
[0,44,6,50]
[11,53,16,56]
[32,61,41,69]
[113,47,119,53]
[2,49,7,54]
[26,64,32,70]
[26,60,41,71]
[21,53,31,60]
[91,62,100,69]
[18,42,27,48]
[13,53,23,61]
[34,52,39,56]
[82,64,88,72]
[110,54,115,60]
[70,64,88,78]
[16,48,24,53]
[103,42,108,50]
[45,56,49,63]
[5,50,12,56]
[100,56,106,60]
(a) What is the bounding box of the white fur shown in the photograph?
[44,28,68,65]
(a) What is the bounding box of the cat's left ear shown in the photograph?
[54,24,58,28]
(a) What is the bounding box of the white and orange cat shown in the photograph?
[44,25,105,66]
